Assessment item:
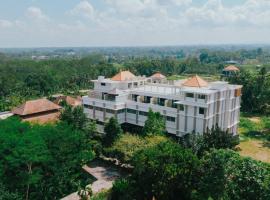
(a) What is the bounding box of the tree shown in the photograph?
[103,117,123,147]
[0,117,95,200]
[199,149,270,200]
[60,105,87,130]
[130,141,200,200]
[203,125,239,150]
[143,109,165,136]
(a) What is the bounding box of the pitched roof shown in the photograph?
[54,96,82,106]
[183,75,208,88]
[111,71,136,81]
[12,99,61,116]
[224,65,240,71]
[151,72,166,79]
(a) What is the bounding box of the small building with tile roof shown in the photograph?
[12,99,62,124]
[222,65,240,77]
[54,96,82,107]
[150,72,166,83]
[183,75,208,88]
[111,71,136,81]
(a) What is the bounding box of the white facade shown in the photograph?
[83,74,242,137]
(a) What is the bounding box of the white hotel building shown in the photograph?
[83,71,242,136]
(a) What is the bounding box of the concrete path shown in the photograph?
[61,161,121,200]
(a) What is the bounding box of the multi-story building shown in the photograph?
[83,71,242,136]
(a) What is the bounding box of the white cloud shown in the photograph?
[26,6,49,21]
[70,0,95,19]
[0,19,13,28]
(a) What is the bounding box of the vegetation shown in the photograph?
[104,134,169,163]
[181,125,239,157]
[228,67,270,114]
[103,117,123,147]
[142,109,166,136]
[0,117,95,200]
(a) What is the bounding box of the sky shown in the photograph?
[0,0,270,47]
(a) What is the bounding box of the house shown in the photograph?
[83,71,242,136]
[54,96,82,107]
[222,65,240,77]
[150,72,166,83]
[12,99,62,124]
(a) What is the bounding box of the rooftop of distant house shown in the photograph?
[12,99,61,116]
[223,65,240,71]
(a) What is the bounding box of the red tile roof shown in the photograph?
[54,96,82,107]
[224,65,240,71]
[183,75,208,88]
[111,71,136,81]
[12,99,61,116]
[151,72,166,79]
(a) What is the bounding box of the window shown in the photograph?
[139,111,148,116]
[186,93,194,98]
[199,107,205,115]
[143,96,151,103]
[127,108,137,114]
[198,94,206,99]
[95,107,104,112]
[106,109,115,114]
[101,82,106,86]
[117,109,125,114]
[84,104,93,109]
[128,83,132,88]
[158,98,165,106]
[172,100,178,108]
[179,104,184,111]
[166,116,175,122]
[132,94,138,102]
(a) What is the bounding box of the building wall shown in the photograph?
[83,83,241,136]
[21,110,60,124]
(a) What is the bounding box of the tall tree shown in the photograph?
[143,109,166,136]
[103,117,123,147]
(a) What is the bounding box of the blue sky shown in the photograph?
[0,0,269,47]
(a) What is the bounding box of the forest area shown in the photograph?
[1,46,270,200]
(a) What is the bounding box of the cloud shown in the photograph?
[70,0,95,19]
[0,19,13,28]
[26,6,49,21]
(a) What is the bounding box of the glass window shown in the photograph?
[101,82,106,86]
[186,93,194,98]
[84,104,93,109]
[132,94,138,102]
[117,109,126,114]
[127,109,137,114]
[158,98,165,106]
[106,109,115,114]
[199,107,205,115]
[198,94,206,99]
[139,111,148,116]
[95,107,104,112]
[179,104,184,111]
[166,116,175,122]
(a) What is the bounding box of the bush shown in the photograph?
[104,134,169,163]
[111,179,134,200]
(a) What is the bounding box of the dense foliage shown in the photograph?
[103,117,123,147]
[104,134,169,163]
[142,109,166,136]
[228,67,270,114]
[181,125,239,156]
[0,117,95,200]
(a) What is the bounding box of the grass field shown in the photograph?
[237,115,270,163]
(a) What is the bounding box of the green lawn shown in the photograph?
[237,115,270,163]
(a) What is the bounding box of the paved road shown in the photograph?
[61,162,121,200]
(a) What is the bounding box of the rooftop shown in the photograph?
[182,75,208,88]
[111,71,136,81]
[224,65,240,71]
[151,72,166,79]
[12,99,61,116]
